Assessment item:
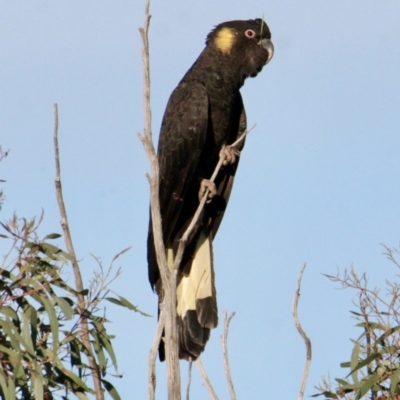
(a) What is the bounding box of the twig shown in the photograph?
[148,309,165,400]
[0,146,10,163]
[139,1,181,398]
[173,124,256,272]
[221,311,237,400]
[53,103,104,399]
[196,357,219,400]
[292,263,311,400]
[186,360,192,400]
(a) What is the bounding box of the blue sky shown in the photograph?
[1,0,400,398]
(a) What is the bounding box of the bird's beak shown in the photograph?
[259,38,274,64]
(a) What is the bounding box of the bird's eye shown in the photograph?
[244,29,256,38]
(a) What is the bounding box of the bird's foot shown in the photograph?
[199,179,217,203]
[221,146,240,166]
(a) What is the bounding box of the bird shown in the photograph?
[147,18,274,361]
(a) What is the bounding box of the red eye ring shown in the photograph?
[245,29,256,38]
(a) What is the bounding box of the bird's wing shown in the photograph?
[147,81,209,287]
[210,94,247,239]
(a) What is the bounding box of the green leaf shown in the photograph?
[349,310,363,317]
[75,392,90,400]
[7,378,15,400]
[20,311,34,355]
[101,379,121,400]
[347,353,381,377]
[55,296,74,320]
[31,292,59,352]
[50,277,77,296]
[334,379,359,393]
[44,233,62,240]
[350,342,360,384]
[32,368,44,400]
[105,296,151,317]
[335,378,351,386]
[25,305,38,347]
[355,321,384,330]
[0,372,12,400]
[39,242,60,258]
[95,323,118,372]
[0,318,23,352]
[380,345,398,354]
[0,345,24,380]
[340,361,351,368]
[0,268,14,280]
[376,325,400,344]
[90,329,107,376]
[390,366,400,395]
[105,297,125,307]
[0,306,19,322]
[358,374,381,398]
[310,391,338,399]
[69,339,83,377]
[58,368,93,393]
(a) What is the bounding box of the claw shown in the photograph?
[199,179,217,203]
[221,146,240,166]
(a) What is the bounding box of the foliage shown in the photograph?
[0,214,141,400]
[314,246,400,400]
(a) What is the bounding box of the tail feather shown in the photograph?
[178,311,211,360]
[176,231,218,360]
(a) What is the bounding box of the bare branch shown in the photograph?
[230,123,256,149]
[292,263,311,400]
[53,103,104,399]
[195,358,219,400]
[139,1,181,398]
[148,309,165,400]
[0,146,10,163]
[185,360,193,400]
[221,311,237,400]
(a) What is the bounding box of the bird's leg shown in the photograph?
[221,145,240,166]
[199,179,217,203]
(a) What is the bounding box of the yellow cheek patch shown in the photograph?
[214,27,236,54]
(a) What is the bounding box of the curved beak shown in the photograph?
[260,38,274,64]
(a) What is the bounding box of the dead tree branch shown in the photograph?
[148,309,165,400]
[185,361,193,400]
[53,103,104,400]
[196,358,219,400]
[221,311,237,400]
[292,263,312,400]
[138,0,181,398]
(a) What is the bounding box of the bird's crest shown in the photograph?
[214,27,236,54]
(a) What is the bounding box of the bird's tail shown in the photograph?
[176,230,218,360]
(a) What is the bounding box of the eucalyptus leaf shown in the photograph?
[347,353,381,377]
[101,379,122,400]
[358,374,381,398]
[350,342,360,384]
[390,367,400,395]
[105,296,151,317]
[44,233,62,240]
[20,311,34,355]
[75,392,90,400]
[90,328,107,376]
[55,296,74,320]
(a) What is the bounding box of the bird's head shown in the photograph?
[206,18,274,79]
